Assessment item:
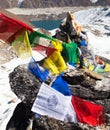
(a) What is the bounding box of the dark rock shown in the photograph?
[6,102,32,130]
[0,0,110,9]
[104,33,110,36]
[7,66,41,130]
[104,25,110,31]
[62,67,110,124]
[7,64,110,130]
[32,116,83,130]
[106,12,110,17]
[95,99,110,113]
[9,66,41,106]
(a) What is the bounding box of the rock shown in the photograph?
[95,77,110,92]
[7,66,42,130]
[84,68,102,80]
[6,65,110,130]
[32,116,83,130]
[5,10,110,130]
[0,40,17,64]
[9,66,41,106]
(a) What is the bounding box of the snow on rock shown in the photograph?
[73,7,110,60]
[74,7,110,35]
[87,32,110,60]
[90,0,98,3]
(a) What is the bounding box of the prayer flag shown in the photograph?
[0,13,33,43]
[33,44,56,57]
[50,40,63,51]
[51,74,71,96]
[28,57,49,82]
[29,30,56,48]
[62,42,79,64]
[43,51,67,75]
[29,31,56,44]
[12,30,32,59]
[32,83,77,122]
[71,96,104,126]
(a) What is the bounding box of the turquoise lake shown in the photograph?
[30,19,62,30]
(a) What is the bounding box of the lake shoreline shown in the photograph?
[6,6,105,22]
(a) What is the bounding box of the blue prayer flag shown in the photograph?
[51,74,72,96]
[28,57,49,82]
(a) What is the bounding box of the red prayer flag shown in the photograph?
[0,13,33,43]
[71,96,104,126]
[33,44,56,57]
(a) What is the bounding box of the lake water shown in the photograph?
[30,19,62,30]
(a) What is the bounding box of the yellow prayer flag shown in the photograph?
[12,30,32,59]
[51,40,63,52]
[88,65,95,71]
[43,58,59,75]
[43,51,67,75]
[104,63,110,72]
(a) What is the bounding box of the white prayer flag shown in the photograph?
[31,83,77,122]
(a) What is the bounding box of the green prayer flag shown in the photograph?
[62,42,79,64]
[29,31,56,47]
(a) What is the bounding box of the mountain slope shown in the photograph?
[0,0,110,9]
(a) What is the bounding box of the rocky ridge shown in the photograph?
[5,12,110,130]
[0,5,110,130]
[0,0,110,9]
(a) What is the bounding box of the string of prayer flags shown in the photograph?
[31,83,104,126]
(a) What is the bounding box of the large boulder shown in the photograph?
[6,64,110,130]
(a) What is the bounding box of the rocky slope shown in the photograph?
[7,60,110,130]
[0,0,110,9]
[5,9,110,130]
